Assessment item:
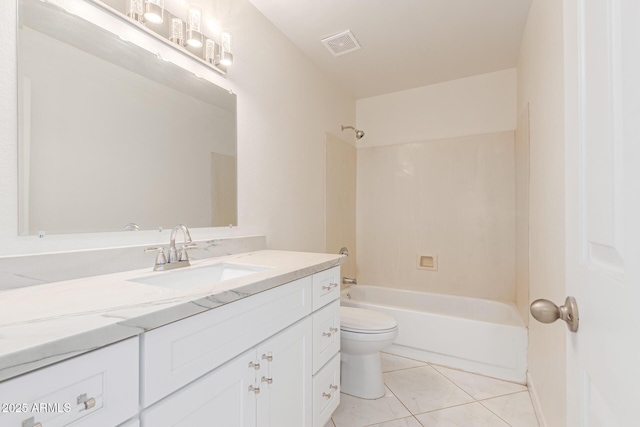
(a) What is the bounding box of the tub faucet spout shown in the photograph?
[343,277,357,285]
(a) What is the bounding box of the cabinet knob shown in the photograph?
[330,327,338,333]
[261,376,273,384]
[77,393,96,410]
[322,331,332,337]
[248,361,261,370]
[322,283,338,291]
[322,392,333,399]
[22,418,42,427]
[329,384,338,391]
[249,385,261,394]
[262,353,273,362]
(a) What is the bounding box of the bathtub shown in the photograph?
[341,286,527,383]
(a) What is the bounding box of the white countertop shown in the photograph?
[0,250,344,382]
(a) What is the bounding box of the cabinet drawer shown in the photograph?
[142,276,312,407]
[312,354,340,427]
[0,337,138,427]
[312,266,340,310]
[312,300,340,374]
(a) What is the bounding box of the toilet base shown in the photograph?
[340,352,386,399]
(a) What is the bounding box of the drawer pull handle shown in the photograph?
[77,393,96,410]
[262,353,273,362]
[322,283,338,291]
[322,392,333,399]
[248,361,261,370]
[22,418,42,427]
[261,376,273,384]
[323,327,339,337]
[330,384,339,391]
[249,385,261,394]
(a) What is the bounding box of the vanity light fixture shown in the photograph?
[218,31,233,66]
[170,17,185,45]
[126,0,144,22]
[186,5,203,48]
[205,38,216,63]
[143,0,164,24]
[118,0,232,72]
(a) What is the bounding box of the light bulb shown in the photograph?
[144,0,164,24]
[205,39,216,63]
[186,6,203,48]
[126,0,144,22]
[170,18,185,45]
[219,32,233,66]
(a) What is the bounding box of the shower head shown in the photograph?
[341,125,365,140]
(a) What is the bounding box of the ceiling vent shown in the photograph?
[321,30,361,57]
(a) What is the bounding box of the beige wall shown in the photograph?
[356,132,515,301]
[0,0,355,254]
[356,68,517,148]
[325,133,356,282]
[517,0,567,425]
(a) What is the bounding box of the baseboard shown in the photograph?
[386,344,527,384]
[527,371,548,427]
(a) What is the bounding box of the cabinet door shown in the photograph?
[141,350,257,427]
[256,317,312,427]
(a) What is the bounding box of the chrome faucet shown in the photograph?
[169,224,194,263]
[145,224,197,271]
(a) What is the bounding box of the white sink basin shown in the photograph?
[130,263,270,290]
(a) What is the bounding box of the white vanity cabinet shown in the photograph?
[141,265,340,427]
[0,337,139,427]
[0,264,341,427]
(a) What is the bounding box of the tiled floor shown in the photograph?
[324,353,540,427]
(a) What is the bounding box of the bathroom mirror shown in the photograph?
[17,0,237,235]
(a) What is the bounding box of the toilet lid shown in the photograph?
[340,306,398,333]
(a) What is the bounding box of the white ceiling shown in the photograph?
[247,0,532,99]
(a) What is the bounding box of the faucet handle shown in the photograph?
[178,243,197,262]
[145,247,167,266]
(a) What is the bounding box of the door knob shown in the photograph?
[530,296,579,332]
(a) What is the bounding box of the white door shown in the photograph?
[564,0,640,425]
[256,317,313,427]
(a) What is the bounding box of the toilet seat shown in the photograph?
[340,306,398,334]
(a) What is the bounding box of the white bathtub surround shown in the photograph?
[356,131,515,302]
[0,234,266,291]
[341,286,527,383]
[0,250,343,381]
[329,353,539,427]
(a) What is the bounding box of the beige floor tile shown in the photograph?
[381,353,428,373]
[480,391,539,427]
[383,366,474,414]
[364,416,423,427]
[415,402,510,427]
[332,387,412,427]
[432,365,527,400]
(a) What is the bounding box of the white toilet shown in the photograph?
[340,306,398,399]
